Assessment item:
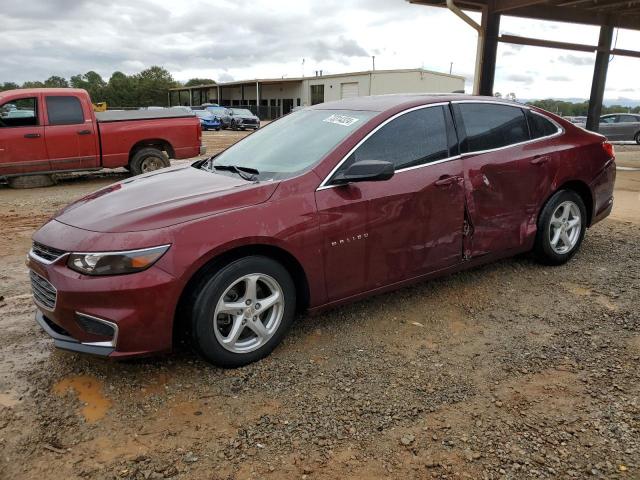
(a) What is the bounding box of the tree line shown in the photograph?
[527,99,640,116]
[0,67,213,108]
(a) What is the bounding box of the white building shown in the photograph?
[169,68,465,118]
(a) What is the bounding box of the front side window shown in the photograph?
[333,106,453,178]
[46,96,84,125]
[527,111,559,139]
[0,97,38,127]
[207,109,376,180]
[458,103,529,153]
[600,115,617,124]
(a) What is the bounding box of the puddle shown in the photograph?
[53,375,112,423]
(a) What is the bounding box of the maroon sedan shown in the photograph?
[28,95,616,367]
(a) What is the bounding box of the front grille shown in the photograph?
[30,270,57,310]
[32,242,66,262]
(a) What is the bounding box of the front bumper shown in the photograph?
[35,310,115,357]
[27,242,182,359]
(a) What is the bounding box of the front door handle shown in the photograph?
[24,133,41,139]
[77,129,91,135]
[435,175,458,187]
[530,155,550,165]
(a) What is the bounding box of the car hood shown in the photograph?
[54,164,279,233]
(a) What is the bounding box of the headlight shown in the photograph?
[67,245,170,276]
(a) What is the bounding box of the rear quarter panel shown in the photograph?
[534,111,615,226]
[98,116,201,168]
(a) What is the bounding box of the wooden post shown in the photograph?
[586,25,614,132]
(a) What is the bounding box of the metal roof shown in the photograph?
[409,1,640,30]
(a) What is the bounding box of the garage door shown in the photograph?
[340,82,359,99]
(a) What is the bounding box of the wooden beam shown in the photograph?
[610,48,640,59]
[499,34,596,52]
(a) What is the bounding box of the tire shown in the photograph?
[534,189,587,265]
[129,147,170,176]
[190,256,296,368]
[8,174,57,189]
[635,131,640,145]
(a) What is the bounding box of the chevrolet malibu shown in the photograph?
[28,95,616,367]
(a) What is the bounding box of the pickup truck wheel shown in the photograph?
[8,174,57,189]
[129,147,170,175]
[534,190,586,265]
[190,256,296,368]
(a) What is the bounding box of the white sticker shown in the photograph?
[323,114,360,127]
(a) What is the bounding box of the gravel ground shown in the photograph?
[0,136,638,479]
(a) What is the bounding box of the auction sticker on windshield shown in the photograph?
[323,114,360,127]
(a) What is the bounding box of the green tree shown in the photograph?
[43,75,69,88]
[0,82,19,91]
[104,71,137,107]
[184,78,215,87]
[134,66,178,107]
[22,81,45,88]
[70,71,107,101]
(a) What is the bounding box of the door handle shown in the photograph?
[530,155,550,165]
[24,133,41,139]
[435,175,458,187]
[77,129,91,135]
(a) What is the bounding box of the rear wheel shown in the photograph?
[190,256,296,367]
[534,190,586,265]
[129,147,170,175]
[634,131,640,145]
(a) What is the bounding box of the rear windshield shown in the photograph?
[206,109,376,180]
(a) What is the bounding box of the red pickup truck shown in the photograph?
[0,88,204,186]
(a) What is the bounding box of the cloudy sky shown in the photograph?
[2,0,639,101]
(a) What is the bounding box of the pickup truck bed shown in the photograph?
[96,109,195,122]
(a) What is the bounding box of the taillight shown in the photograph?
[602,141,615,159]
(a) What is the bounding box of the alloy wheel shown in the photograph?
[549,200,582,254]
[213,273,284,353]
[140,156,164,173]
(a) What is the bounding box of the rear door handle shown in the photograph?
[435,175,458,187]
[530,155,550,165]
[77,129,91,135]
[24,133,41,139]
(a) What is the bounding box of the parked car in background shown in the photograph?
[28,94,615,367]
[0,88,203,186]
[594,114,640,143]
[566,116,587,124]
[229,108,260,130]
[205,106,233,128]
[195,110,221,131]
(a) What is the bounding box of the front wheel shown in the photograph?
[534,190,586,265]
[190,256,296,367]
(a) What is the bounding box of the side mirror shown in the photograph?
[332,160,395,185]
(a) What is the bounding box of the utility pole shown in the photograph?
[372,56,376,71]
[449,62,453,74]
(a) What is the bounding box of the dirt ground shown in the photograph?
[0,134,638,480]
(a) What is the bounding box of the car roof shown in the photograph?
[308,94,520,112]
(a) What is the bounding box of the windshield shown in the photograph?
[207,109,376,181]
[232,109,253,116]
[195,110,213,118]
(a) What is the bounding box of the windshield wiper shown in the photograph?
[212,164,259,181]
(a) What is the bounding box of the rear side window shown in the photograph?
[458,103,528,153]
[338,106,453,173]
[527,111,559,139]
[46,96,84,125]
